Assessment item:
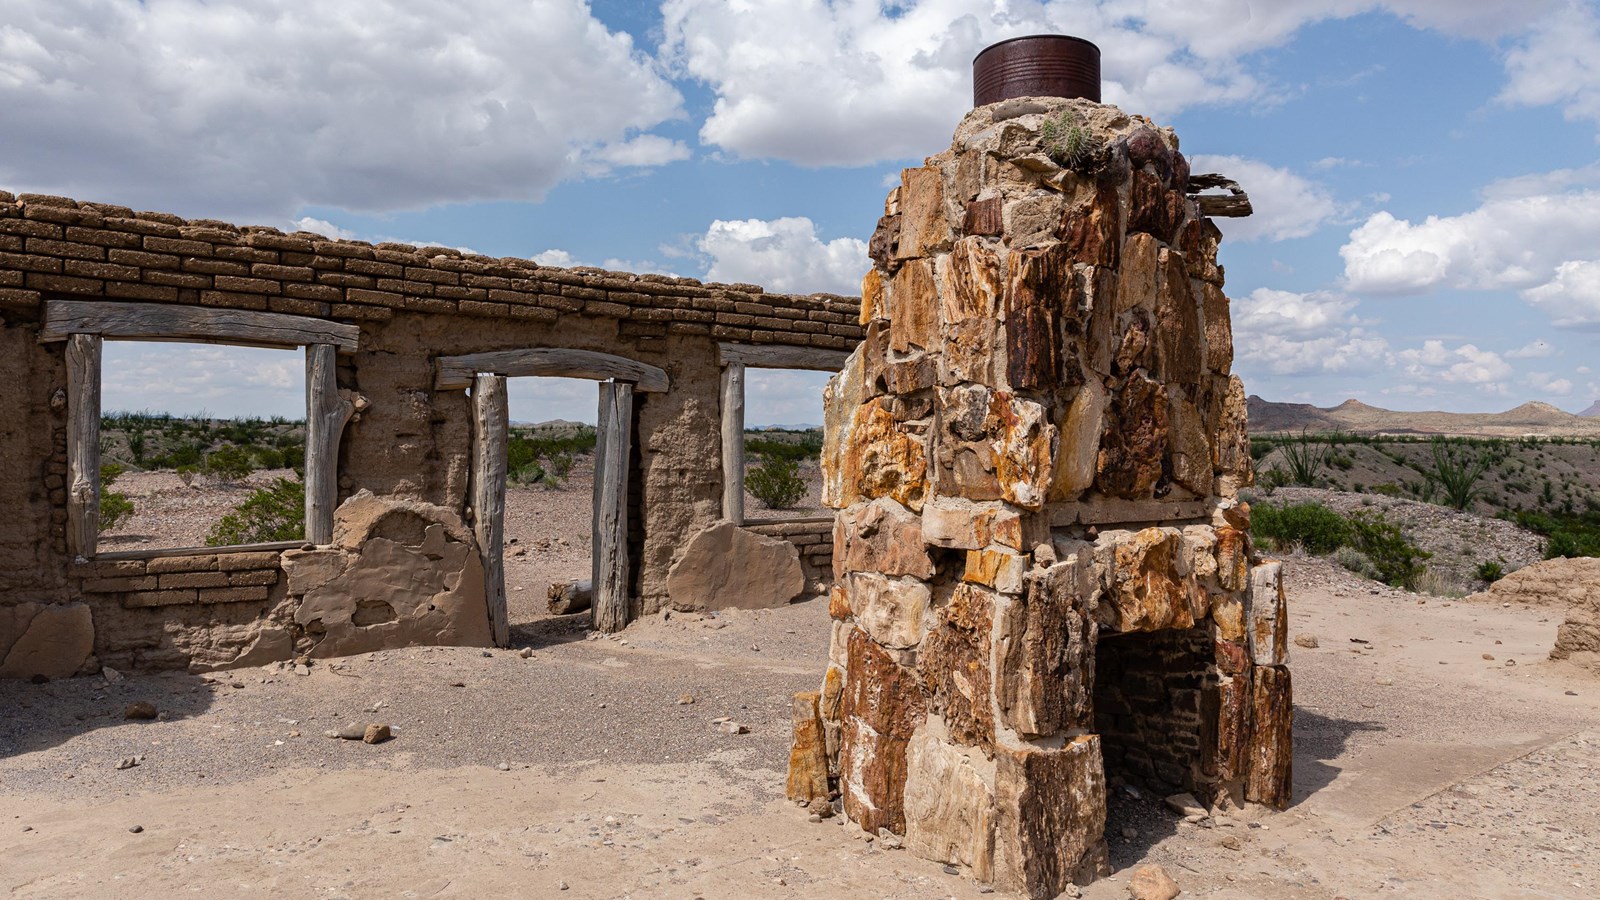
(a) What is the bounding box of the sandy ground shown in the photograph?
[4,553,1598,898]
[48,469,1600,897]
[100,469,301,552]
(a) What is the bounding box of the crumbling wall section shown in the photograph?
[793,97,1291,898]
[0,189,862,676]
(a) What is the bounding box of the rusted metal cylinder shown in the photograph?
[973,35,1101,106]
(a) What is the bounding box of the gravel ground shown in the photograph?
[100,468,300,552]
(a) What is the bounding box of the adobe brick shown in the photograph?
[159,571,232,589]
[66,260,140,281]
[250,263,312,282]
[108,248,180,269]
[148,555,219,573]
[213,275,281,295]
[0,252,63,274]
[715,312,755,326]
[317,272,377,289]
[181,226,241,245]
[458,300,510,317]
[628,307,673,322]
[560,284,607,302]
[182,257,250,276]
[0,270,20,287]
[81,576,158,593]
[144,236,214,256]
[434,284,488,301]
[25,238,105,261]
[405,266,459,285]
[144,270,212,289]
[65,227,141,249]
[25,272,103,294]
[104,216,182,237]
[123,589,197,608]
[283,282,342,302]
[0,218,63,240]
[268,297,330,316]
[507,305,558,322]
[311,241,374,259]
[246,232,316,252]
[373,248,423,265]
[0,235,20,252]
[214,245,278,264]
[667,322,713,335]
[17,193,76,208]
[536,293,583,312]
[134,210,186,225]
[675,309,715,323]
[199,290,268,310]
[227,570,279,586]
[463,273,513,290]
[197,586,272,604]
[347,288,404,306]
[217,551,282,570]
[401,296,456,314]
[25,205,100,227]
[106,281,179,302]
[586,301,628,318]
[346,258,404,278]
[377,278,432,296]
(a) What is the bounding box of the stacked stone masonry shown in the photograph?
[0,190,858,677]
[788,97,1291,898]
[744,519,835,592]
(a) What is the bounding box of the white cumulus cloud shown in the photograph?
[1498,1,1600,132]
[0,0,684,220]
[1230,288,1391,376]
[1188,155,1338,242]
[698,217,868,295]
[1396,340,1513,386]
[1523,259,1600,328]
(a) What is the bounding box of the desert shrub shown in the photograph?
[746,457,806,509]
[1333,545,1379,581]
[253,446,287,469]
[1371,482,1404,497]
[511,461,547,487]
[1329,453,1355,471]
[99,463,135,531]
[544,451,575,481]
[1476,560,1505,583]
[206,477,304,546]
[127,432,146,464]
[1278,431,1332,486]
[1257,466,1290,496]
[1346,511,1430,590]
[1430,439,1491,510]
[1250,502,1349,554]
[204,445,255,482]
[1512,508,1600,559]
[744,437,818,464]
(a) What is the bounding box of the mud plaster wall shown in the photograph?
[0,191,861,676]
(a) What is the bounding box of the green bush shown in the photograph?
[204,445,255,482]
[1476,560,1505,583]
[99,463,135,531]
[1250,502,1349,554]
[1430,439,1491,510]
[1347,511,1430,590]
[1278,431,1333,486]
[746,457,806,510]
[206,477,304,546]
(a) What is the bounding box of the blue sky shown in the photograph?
[5,0,1599,424]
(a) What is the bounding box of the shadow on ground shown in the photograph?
[0,669,214,759]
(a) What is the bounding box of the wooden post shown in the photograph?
[720,362,745,525]
[66,334,101,559]
[591,381,634,633]
[471,374,511,648]
[304,344,353,545]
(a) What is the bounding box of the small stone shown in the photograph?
[1221,835,1241,850]
[1567,690,1579,696]
[1164,792,1208,818]
[1483,653,1495,660]
[808,814,822,824]
[294,664,311,676]
[123,701,157,720]
[115,756,140,770]
[559,881,569,891]
[677,694,695,705]
[942,865,959,875]
[1376,678,1394,686]
[876,828,904,850]
[482,650,493,658]
[1057,886,1080,899]
[1121,827,1138,839]
[1127,863,1180,900]
[807,797,834,819]
[337,724,367,740]
[30,674,48,685]
[518,647,534,659]
[716,721,750,735]
[497,762,511,771]
[102,667,124,685]
[363,724,392,744]
[1506,659,1516,666]
[128,825,144,834]
[1293,633,1319,649]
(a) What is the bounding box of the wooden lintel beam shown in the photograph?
[40,300,359,351]
[435,348,669,392]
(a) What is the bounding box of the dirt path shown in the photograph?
[3,559,1597,898]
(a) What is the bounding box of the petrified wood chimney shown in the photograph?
[787,36,1292,898]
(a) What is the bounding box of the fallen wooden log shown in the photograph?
[547,579,593,615]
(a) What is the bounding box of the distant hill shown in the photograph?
[1249,396,1600,438]
[1582,400,1600,417]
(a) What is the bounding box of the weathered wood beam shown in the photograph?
[435,348,668,392]
[718,342,853,371]
[304,344,353,545]
[66,334,101,559]
[591,381,634,633]
[94,540,305,562]
[471,374,511,648]
[721,361,746,525]
[1187,173,1254,218]
[40,300,359,350]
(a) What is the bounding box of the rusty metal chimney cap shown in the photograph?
[973,34,1102,107]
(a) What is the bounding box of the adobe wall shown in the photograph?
[0,191,859,676]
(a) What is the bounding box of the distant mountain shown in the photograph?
[1582,400,1600,417]
[1248,396,1600,438]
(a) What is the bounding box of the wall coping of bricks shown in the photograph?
[0,191,865,350]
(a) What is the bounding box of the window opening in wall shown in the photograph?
[741,368,830,522]
[503,376,599,639]
[97,341,306,553]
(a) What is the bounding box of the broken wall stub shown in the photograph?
[797,97,1290,897]
[0,191,861,677]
